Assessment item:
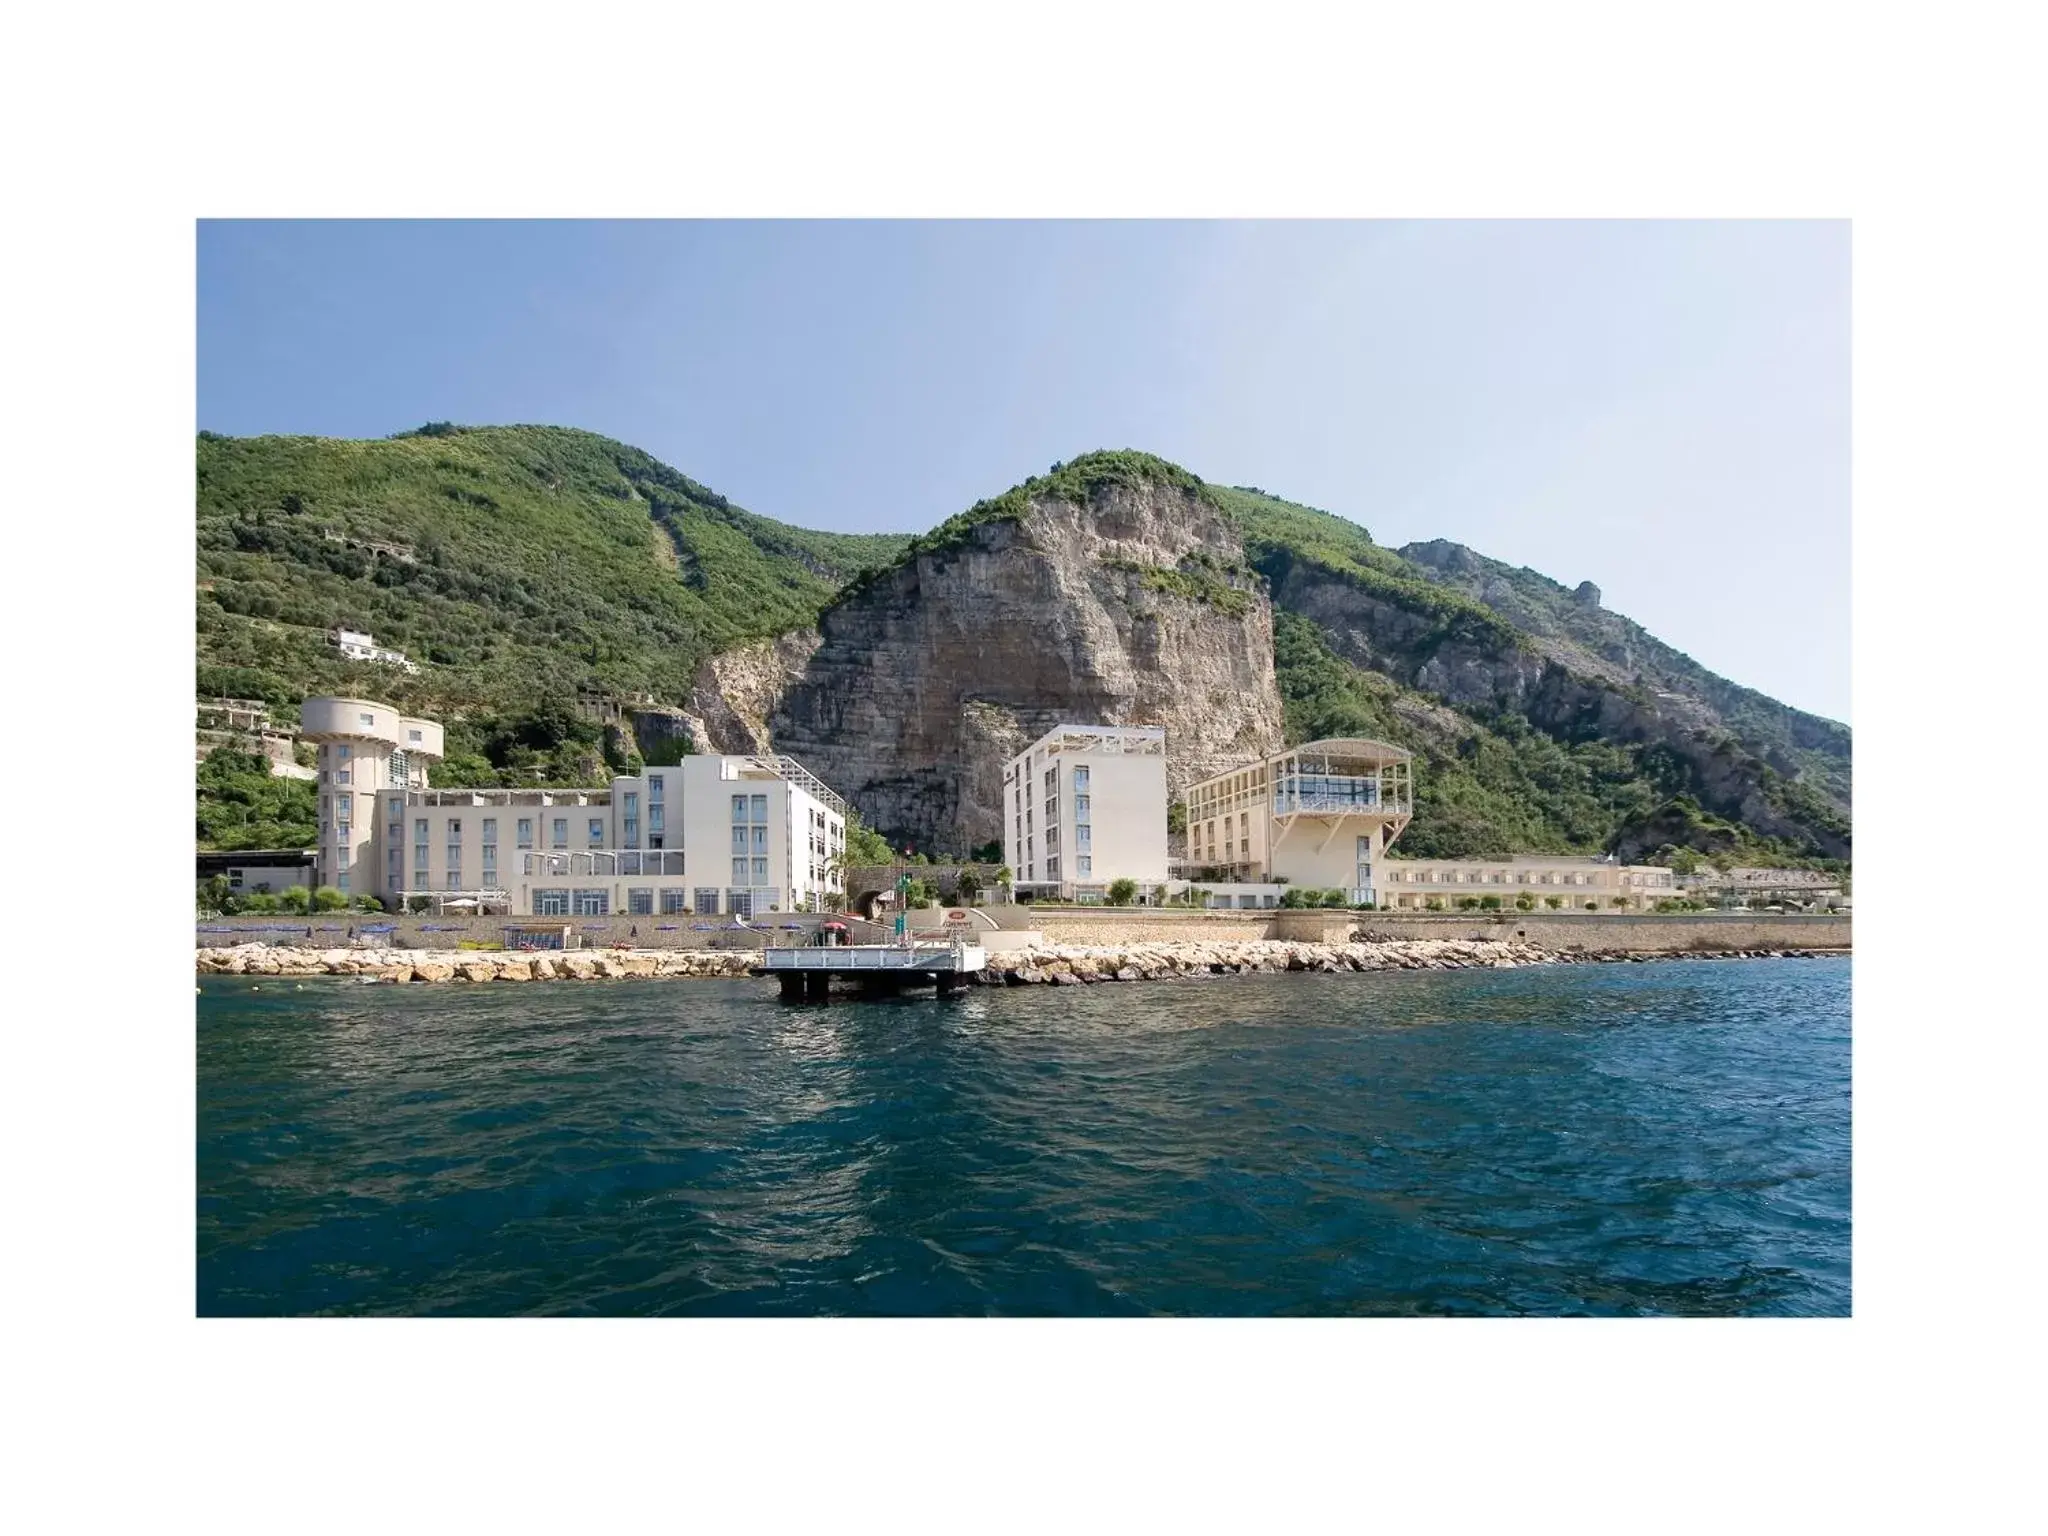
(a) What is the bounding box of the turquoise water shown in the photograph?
[196,958,1850,1316]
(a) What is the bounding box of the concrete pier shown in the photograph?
[758,940,988,1001]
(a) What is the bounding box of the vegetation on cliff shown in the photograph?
[194,430,1847,867]
[197,425,909,717]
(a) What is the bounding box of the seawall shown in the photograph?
[1025,909,1851,954]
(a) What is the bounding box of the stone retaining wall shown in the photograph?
[1022,908,1849,953]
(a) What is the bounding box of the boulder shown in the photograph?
[411,962,454,983]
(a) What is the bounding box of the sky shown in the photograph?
[197,220,1849,722]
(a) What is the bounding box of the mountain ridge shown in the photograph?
[194,426,1848,867]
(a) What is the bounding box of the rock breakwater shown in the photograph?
[195,937,1844,986]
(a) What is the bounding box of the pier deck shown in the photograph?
[756,940,988,999]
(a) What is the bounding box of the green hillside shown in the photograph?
[194,430,1848,867]
[196,424,910,720]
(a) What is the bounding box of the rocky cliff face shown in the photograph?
[1265,552,1850,859]
[750,477,1285,851]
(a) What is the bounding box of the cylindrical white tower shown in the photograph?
[299,697,443,898]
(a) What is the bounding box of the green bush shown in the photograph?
[1319,889,1349,908]
[277,886,312,914]
[1425,897,1444,912]
[1107,877,1138,907]
[311,887,348,912]
[1514,894,1535,911]
[1544,895,1564,909]
[242,892,281,914]
[406,895,433,915]
[1479,895,1503,911]
[1583,901,1598,911]
[1456,897,1481,910]
[351,895,384,913]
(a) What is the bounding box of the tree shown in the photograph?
[406,895,433,915]
[955,872,981,905]
[839,811,894,866]
[198,875,236,915]
[1107,877,1138,906]
[1544,895,1564,909]
[1515,894,1535,911]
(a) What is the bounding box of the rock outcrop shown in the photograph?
[754,474,1286,850]
[689,630,823,754]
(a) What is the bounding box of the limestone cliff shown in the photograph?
[688,630,822,754]
[748,464,1284,851]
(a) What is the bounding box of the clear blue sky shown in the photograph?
[198,220,1849,722]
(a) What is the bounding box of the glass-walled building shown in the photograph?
[1183,738,1413,906]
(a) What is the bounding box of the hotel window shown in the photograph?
[552,818,568,849]
[751,825,768,852]
[536,889,569,916]
[482,818,496,845]
[732,795,748,823]
[628,889,653,915]
[1074,794,1090,819]
[482,843,497,878]
[750,794,768,823]
[359,713,374,728]
[514,818,531,849]
[1077,856,1092,877]
[408,729,422,744]
[337,871,350,892]
[389,797,402,821]
[752,857,768,882]
[338,745,351,761]
[624,792,639,816]
[732,826,749,853]
[588,818,604,846]
[573,889,608,916]
[1073,766,1089,790]
[648,775,663,803]
[1047,856,1061,879]
[695,889,720,915]
[1075,824,1091,850]
[648,805,663,835]
[732,857,750,885]
[661,890,687,915]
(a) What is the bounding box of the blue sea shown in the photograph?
[196,957,1850,1316]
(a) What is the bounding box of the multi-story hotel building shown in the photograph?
[303,697,846,917]
[1183,738,1414,906]
[1377,855,1678,910]
[1003,724,1169,900]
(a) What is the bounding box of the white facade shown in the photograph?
[1184,738,1414,906]
[1379,856,1679,910]
[331,627,420,674]
[309,697,850,919]
[1003,723,1168,898]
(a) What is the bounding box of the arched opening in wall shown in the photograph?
[852,889,887,921]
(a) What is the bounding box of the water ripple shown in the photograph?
[197,958,1850,1316]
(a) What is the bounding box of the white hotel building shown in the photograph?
[1004,724,1170,900]
[302,696,846,917]
[1184,738,1414,906]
